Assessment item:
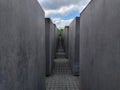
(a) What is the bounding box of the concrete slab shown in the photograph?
[80,0,120,90]
[45,18,55,76]
[69,17,80,76]
[0,1,45,90]
[54,24,58,56]
[62,26,69,57]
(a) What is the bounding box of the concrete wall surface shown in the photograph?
[80,0,120,90]
[62,29,65,51]
[54,25,58,55]
[45,18,55,76]
[62,26,69,58]
[69,17,80,76]
[0,0,45,90]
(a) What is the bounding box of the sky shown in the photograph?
[37,0,91,29]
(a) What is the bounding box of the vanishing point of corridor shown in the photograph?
[46,37,80,90]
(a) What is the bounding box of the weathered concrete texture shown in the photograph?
[62,26,69,58]
[54,24,58,57]
[69,17,80,76]
[80,0,120,90]
[45,18,55,76]
[0,0,45,90]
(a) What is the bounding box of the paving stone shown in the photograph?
[46,59,80,90]
[46,38,80,90]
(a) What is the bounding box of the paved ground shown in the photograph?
[46,38,80,90]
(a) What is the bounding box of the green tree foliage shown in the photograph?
[58,29,63,36]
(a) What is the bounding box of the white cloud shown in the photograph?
[37,0,91,29]
[52,18,74,29]
[45,5,76,17]
[38,0,91,17]
[38,0,81,10]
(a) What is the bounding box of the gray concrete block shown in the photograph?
[56,28,59,51]
[80,0,120,90]
[69,17,80,76]
[45,18,55,76]
[54,25,58,54]
[62,26,69,57]
[0,0,45,90]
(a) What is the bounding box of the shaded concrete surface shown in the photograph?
[69,17,80,76]
[62,26,69,58]
[45,18,55,76]
[80,0,120,90]
[54,24,58,57]
[46,37,80,90]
